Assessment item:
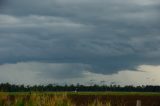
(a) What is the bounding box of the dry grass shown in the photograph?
[0,92,160,106]
[0,92,75,106]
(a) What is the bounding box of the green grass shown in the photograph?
[68,91,160,96]
[0,92,160,96]
[2,91,160,96]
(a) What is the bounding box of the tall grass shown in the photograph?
[88,99,111,106]
[0,92,131,106]
[1,91,160,106]
[0,92,76,106]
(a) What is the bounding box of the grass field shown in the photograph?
[0,92,160,106]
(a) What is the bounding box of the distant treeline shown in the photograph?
[0,83,160,92]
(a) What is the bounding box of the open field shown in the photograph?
[0,92,160,106]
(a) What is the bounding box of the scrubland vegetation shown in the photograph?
[0,92,160,106]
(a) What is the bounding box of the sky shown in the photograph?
[0,0,160,85]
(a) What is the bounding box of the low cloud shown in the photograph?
[0,0,159,82]
[0,62,160,85]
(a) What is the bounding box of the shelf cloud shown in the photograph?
[0,0,160,84]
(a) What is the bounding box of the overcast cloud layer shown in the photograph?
[0,0,160,85]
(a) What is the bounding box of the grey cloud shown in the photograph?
[37,63,90,79]
[0,0,160,75]
[0,0,6,7]
[0,62,91,85]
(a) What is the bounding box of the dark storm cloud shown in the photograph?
[0,0,160,76]
[0,0,6,10]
